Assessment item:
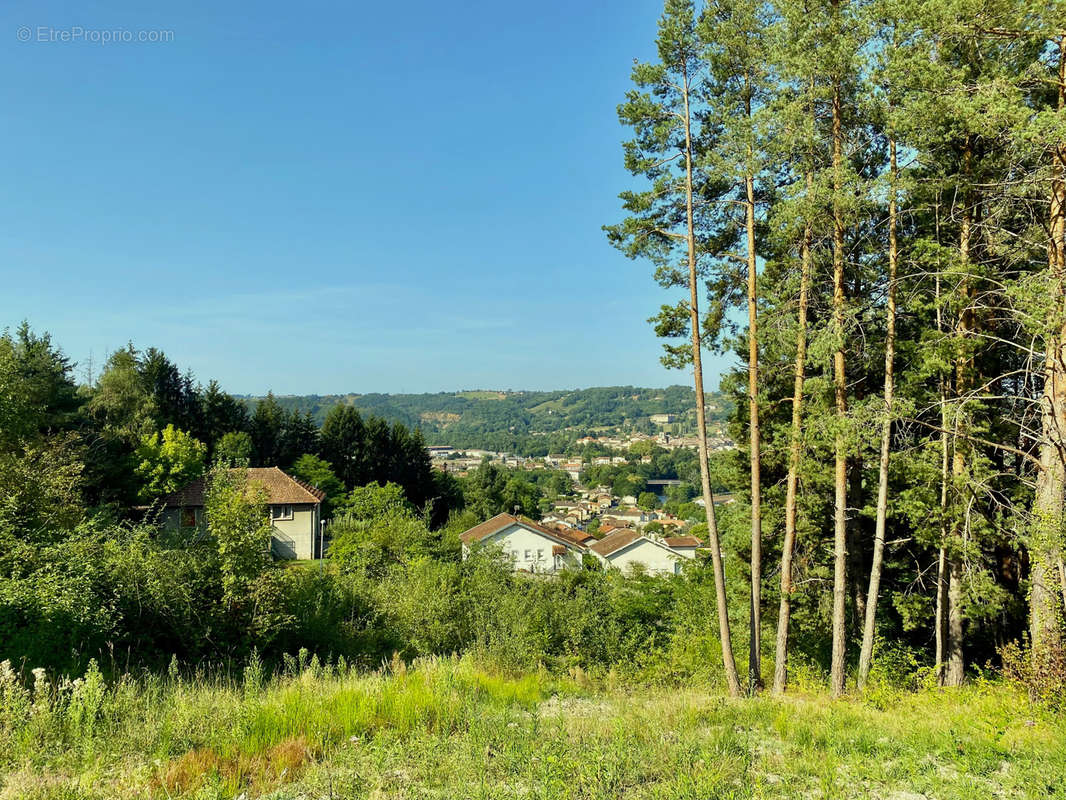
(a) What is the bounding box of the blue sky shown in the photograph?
[1,0,735,395]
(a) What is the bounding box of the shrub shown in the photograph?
[1000,636,1066,710]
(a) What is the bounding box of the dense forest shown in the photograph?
[0,330,443,513]
[256,386,731,454]
[607,0,1066,697]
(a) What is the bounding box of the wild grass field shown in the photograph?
[2,654,1063,800]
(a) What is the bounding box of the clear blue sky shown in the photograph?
[1,0,735,395]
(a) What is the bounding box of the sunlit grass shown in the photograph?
[1,656,1063,799]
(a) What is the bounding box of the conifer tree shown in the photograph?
[858,6,904,689]
[1017,23,1066,670]
[700,0,776,690]
[769,56,820,693]
[607,0,743,696]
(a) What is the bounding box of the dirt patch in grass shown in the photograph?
[538,695,611,719]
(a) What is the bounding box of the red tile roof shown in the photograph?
[458,512,516,544]
[459,513,586,551]
[158,467,326,507]
[589,529,642,557]
[544,522,595,545]
[665,535,702,548]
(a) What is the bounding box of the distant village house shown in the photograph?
[155,467,325,560]
[459,513,697,577]
[459,513,588,573]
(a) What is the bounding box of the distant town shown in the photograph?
[431,421,736,543]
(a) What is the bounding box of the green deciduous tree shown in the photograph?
[342,481,415,521]
[134,424,206,501]
[205,465,272,607]
[290,453,346,516]
[638,491,662,511]
[215,431,253,465]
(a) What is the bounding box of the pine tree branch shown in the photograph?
[903,417,1042,469]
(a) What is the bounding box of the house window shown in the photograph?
[180,507,197,528]
[537,549,544,561]
[511,550,519,561]
[524,550,531,561]
[270,504,293,521]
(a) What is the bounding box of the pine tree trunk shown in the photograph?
[829,75,849,698]
[1029,34,1066,668]
[945,551,965,686]
[944,142,974,689]
[858,136,899,689]
[935,546,948,683]
[773,172,812,695]
[682,63,743,698]
[934,201,950,686]
[1058,559,1066,617]
[745,120,763,690]
[936,400,951,685]
[848,456,866,639]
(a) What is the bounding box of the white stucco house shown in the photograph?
[156,467,325,560]
[459,513,698,577]
[589,529,687,576]
[459,513,588,573]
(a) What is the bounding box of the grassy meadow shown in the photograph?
[1,654,1063,800]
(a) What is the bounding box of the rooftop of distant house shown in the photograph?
[155,467,326,508]
[588,529,643,557]
[459,512,588,549]
[664,535,702,548]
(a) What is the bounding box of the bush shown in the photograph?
[329,512,454,577]
[1000,637,1066,710]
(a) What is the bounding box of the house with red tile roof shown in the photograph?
[589,529,686,576]
[459,514,696,577]
[459,513,587,573]
[542,522,596,546]
[156,467,325,560]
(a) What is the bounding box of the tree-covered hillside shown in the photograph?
[251,386,732,454]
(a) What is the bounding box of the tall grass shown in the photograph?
[1,654,1064,799]
[0,653,566,799]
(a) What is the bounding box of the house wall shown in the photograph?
[160,507,199,532]
[466,523,582,573]
[161,503,320,560]
[602,539,682,576]
[270,504,319,560]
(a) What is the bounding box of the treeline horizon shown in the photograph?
[0,321,461,516]
[246,384,733,455]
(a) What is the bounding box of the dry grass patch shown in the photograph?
[156,736,315,798]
